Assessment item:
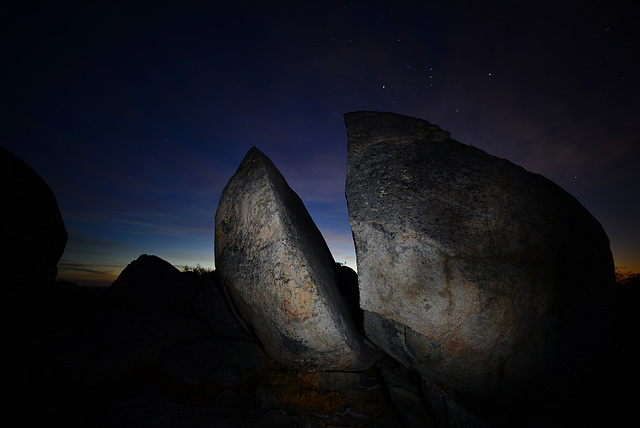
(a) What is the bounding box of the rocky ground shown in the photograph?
[4,276,636,427]
[3,278,434,427]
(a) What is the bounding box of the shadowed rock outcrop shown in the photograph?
[215,147,376,371]
[1,146,67,305]
[344,111,616,404]
[193,271,254,339]
[106,254,198,316]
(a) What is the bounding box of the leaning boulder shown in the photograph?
[215,147,375,371]
[345,111,616,403]
[0,146,67,304]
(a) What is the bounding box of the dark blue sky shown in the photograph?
[2,0,638,286]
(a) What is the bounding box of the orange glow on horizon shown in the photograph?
[57,268,119,288]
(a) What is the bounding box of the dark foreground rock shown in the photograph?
[215,147,376,371]
[3,273,436,428]
[2,261,631,427]
[345,111,617,406]
[103,400,313,428]
[0,146,67,305]
[193,271,254,339]
[159,336,270,387]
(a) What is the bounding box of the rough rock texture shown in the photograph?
[215,147,375,371]
[106,254,198,316]
[345,111,616,403]
[1,146,67,304]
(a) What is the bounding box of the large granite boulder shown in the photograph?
[345,111,616,403]
[106,254,198,316]
[215,147,376,371]
[0,146,67,304]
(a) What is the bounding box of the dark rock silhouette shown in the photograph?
[334,263,365,335]
[106,254,199,316]
[193,270,255,339]
[215,146,377,371]
[0,146,67,304]
[345,111,617,406]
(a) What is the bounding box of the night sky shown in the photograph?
[2,0,638,286]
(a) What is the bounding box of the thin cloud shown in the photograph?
[57,260,122,287]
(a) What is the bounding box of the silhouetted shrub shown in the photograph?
[615,267,640,286]
[182,264,213,275]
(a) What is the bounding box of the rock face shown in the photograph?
[215,147,375,371]
[344,111,616,403]
[0,146,67,304]
[106,254,198,316]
